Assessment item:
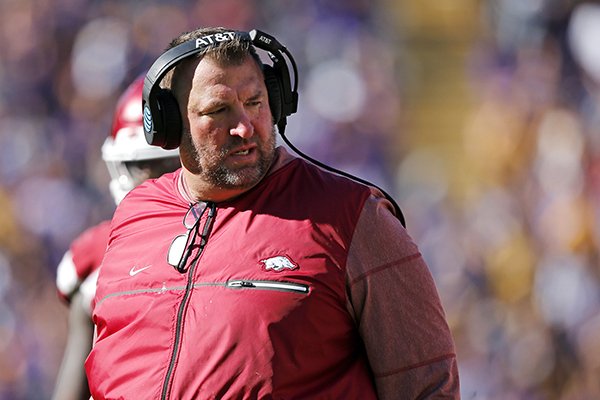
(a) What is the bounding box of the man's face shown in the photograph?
[175,54,276,193]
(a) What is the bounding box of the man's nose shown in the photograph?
[229,109,254,139]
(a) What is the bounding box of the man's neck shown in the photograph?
[177,147,293,203]
[179,169,250,203]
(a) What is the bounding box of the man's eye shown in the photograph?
[205,107,225,116]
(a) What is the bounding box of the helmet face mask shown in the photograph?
[102,75,180,204]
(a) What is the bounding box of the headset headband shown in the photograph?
[142,29,298,146]
[143,31,250,106]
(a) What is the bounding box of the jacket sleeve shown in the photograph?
[345,192,460,399]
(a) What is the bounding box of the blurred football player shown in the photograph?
[52,75,180,400]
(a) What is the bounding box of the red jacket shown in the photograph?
[87,148,458,399]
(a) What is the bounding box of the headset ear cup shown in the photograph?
[263,65,282,125]
[155,88,182,150]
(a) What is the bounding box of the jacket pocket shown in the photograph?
[226,279,309,294]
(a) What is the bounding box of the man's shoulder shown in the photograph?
[130,169,181,197]
[111,169,186,230]
[115,169,183,213]
[255,148,372,225]
[271,147,368,190]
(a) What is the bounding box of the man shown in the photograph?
[87,27,459,399]
[53,75,180,400]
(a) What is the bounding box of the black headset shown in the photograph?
[142,29,406,227]
[143,29,298,150]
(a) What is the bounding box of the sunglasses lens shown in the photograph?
[184,202,207,229]
[167,233,189,267]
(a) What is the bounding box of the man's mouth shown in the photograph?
[232,149,250,156]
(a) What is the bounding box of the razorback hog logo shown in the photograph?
[260,256,298,272]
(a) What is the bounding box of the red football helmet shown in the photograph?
[102,75,180,204]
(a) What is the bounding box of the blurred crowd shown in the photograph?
[0,0,599,399]
[413,1,600,398]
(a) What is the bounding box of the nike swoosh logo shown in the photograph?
[129,265,152,276]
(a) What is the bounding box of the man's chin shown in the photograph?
[216,167,265,190]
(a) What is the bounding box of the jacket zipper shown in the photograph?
[161,202,216,400]
[227,279,309,294]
